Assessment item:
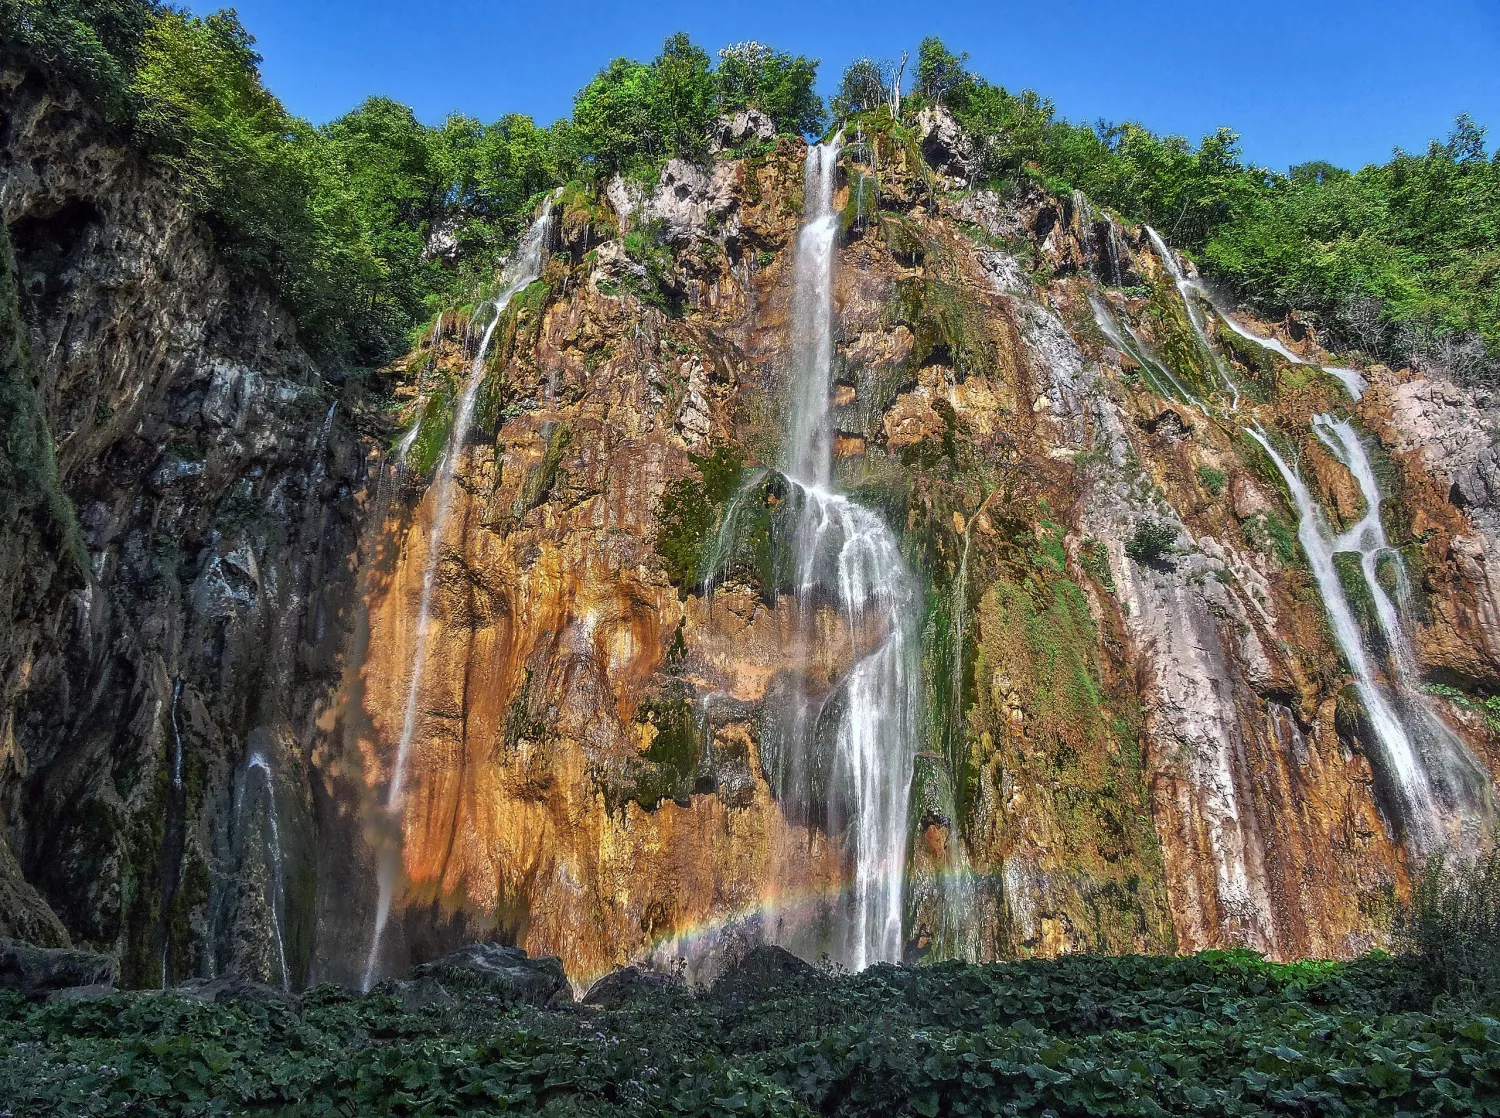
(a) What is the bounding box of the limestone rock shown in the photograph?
[916,104,975,183]
[412,944,574,1007]
[0,940,115,999]
[708,109,775,154]
[643,158,739,246]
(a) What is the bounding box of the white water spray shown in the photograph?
[362,201,557,989]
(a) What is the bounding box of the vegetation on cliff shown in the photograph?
[8,8,1497,384]
[900,38,1500,385]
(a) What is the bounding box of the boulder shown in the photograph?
[710,944,824,1004]
[708,109,776,154]
[412,943,574,1007]
[173,975,299,1008]
[0,941,116,999]
[916,104,976,183]
[581,964,672,1008]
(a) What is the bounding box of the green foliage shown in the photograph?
[831,57,891,119]
[1,0,155,119]
[621,221,678,309]
[1427,683,1500,735]
[714,41,824,137]
[574,34,824,180]
[1196,464,1227,495]
[1397,840,1500,1009]
[1243,510,1299,566]
[654,442,747,591]
[10,12,820,365]
[1124,519,1178,564]
[5,950,1496,1116]
[914,37,972,108]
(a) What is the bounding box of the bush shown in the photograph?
[1397,840,1500,1008]
[1124,519,1178,564]
[1196,465,1227,495]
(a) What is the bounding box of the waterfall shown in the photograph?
[1133,229,1493,854]
[1245,425,1489,849]
[361,200,556,990]
[169,679,184,791]
[309,402,337,485]
[238,752,291,992]
[771,139,920,969]
[1145,226,1241,408]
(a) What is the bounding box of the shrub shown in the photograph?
[1397,839,1500,1008]
[1124,519,1178,564]
[1196,465,1226,495]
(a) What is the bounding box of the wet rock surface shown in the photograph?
[0,940,116,999]
[0,64,1496,997]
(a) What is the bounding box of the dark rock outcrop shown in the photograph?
[581,964,673,1007]
[0,939,115,998]
[412,944,574,1006]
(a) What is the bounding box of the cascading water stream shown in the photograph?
[361,201,557,990]
[771,138,919,970]
[1244,426,1443,846]
[1132,230,1492,852]
[1145,226,1242,408]
[169,679,184,791]
[237,752,291,992]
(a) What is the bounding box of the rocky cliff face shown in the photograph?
[3,80,1496,991]
[0,65,370,987]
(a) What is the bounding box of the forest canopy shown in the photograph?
[3,5,1496,385]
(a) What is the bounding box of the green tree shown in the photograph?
[913,36,971,108]
[652,32,715,161]
[715,40,825,136]
[831,57,889,119]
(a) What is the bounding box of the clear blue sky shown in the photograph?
[226,0,1499,172]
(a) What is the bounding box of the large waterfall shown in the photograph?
[361,201,557,990]
[765,139,920,969]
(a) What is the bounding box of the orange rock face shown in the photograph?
[320,138,1498,990]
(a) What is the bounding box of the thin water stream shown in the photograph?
[361,201,556,990]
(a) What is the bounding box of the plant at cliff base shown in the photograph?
[1397,839,1500,1009]
[6,950,1500,1115]
[1124,518,1178,564]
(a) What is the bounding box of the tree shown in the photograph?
[715,40,825,136]
[652,32,715,161]
[914,37,971,108]
[832,57,889,119]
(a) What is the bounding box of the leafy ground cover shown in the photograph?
[2,949,1497,1116]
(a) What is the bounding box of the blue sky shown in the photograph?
[228,0,1500,172]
